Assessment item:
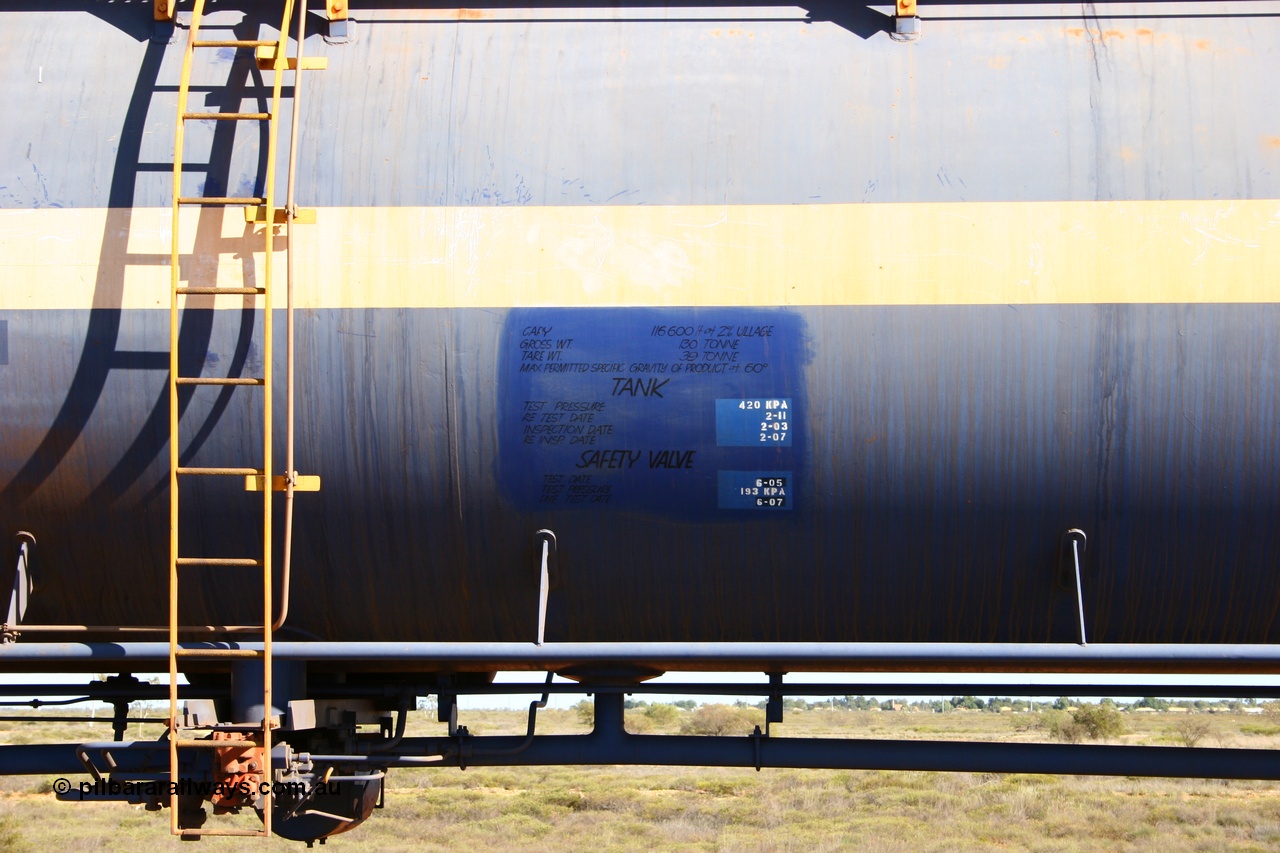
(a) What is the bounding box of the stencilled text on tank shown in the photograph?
[500,310,807,518]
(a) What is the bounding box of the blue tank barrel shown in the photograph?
[0,3,1279,649]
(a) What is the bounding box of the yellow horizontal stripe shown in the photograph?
[1,201,1277,310]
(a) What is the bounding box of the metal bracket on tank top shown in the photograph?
[534,530,556,646]
[1058,529,1088,646]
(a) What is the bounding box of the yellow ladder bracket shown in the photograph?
[246,474,322,492]
[245,205,317,225]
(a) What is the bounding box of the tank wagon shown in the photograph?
[0,0,1278,840]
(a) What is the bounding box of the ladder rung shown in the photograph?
[172,738,257,749]
[179,824,268,835]
[175,377,265,386]
[176,287,266,295]
[176,558,264,567]
[177,196,265,206]
[176,467,261,476]
[174,649,266,659]
[176,723,270,734]
[183,112,271,121]
[140,162,210,172]
[179,829,270,838]
[192,39,278,48]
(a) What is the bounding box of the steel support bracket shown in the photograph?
[326,0,351,41]
[244,473,321,492]
[750,726,765,771]
[892,0,920,41]
[255,47,329,73]
[437,677,458,733]
[454,725,472,771]
[764,672,785,734]
[244,206,318,226]
[154,0,175,22]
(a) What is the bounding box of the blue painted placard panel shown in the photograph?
[498,309,808,517]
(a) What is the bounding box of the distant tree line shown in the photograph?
[731,695,1270,715]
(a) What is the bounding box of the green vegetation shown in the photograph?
[0,704,1277,849]
[1037,703,1126,743]
[677,703,761,736]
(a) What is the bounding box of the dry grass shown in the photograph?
[0,708,1277,850]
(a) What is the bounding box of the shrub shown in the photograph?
[1039,704,1125,742]
[626,713,654,733]
[1173,717,1213,747]
[642,703,680,728]
[1038,710,1084,743]
[679,704,760,736]
[1072,703,1125,740]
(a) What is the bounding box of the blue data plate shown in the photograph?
[717,471,793,510]
[498,309,808,518]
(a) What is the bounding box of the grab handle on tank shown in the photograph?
[534,530,556,646]
[2,533,35,644]
[1059,529,1088,646]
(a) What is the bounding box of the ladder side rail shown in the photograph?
[169,0,211,833]
[256,0,301,836]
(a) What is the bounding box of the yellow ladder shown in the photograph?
[166,0,319,838]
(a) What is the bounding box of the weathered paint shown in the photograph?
[2,5,1280,210]
[1,202,1279,310]
[1,2,1279,651]
[2,301,1279,643]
